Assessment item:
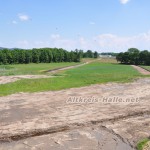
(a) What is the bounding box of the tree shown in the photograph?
[0,51,3,64]
[139,50,149,65]
[32,49,39,63]
[145,53,150,65]
[128,48,140,65]
[18,50,25,64]
[12,49,19,64]
[122,52,130,64]
[94,51,99,58]
[0,47,100,64]
[86,50,94,58]
[116,52,124,63]
[70,51,75,62]
[74,50,81,62]
[116,48,150,66]
[64,51,69,62]
[25,50,32,64]
[2,53,7,64]
[47,49,53,63]
[39,49,49,63]
[79,50,84,58]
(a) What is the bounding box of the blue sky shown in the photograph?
[0,0,150,52]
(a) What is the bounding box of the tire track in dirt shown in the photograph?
[0,109,149,143]
[0,77,150,149]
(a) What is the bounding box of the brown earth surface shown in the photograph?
[143,141,150,150]
[0,75,53,84]
[0,78,150,149]
[131,65,150,75]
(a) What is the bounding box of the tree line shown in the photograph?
[0,48,99,65]
[100,52,118,57]
[116,48,150,65]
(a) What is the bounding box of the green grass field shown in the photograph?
[0,61,142,96]
[0,62,81,76]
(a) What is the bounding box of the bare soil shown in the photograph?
[143,141,150,150]
[0,78,150,149]
[0,75,52,84]
[131,65,150,75]
[47,62,89,73]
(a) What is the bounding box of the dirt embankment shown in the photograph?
[0,78,150,149]
[131,65,150,75]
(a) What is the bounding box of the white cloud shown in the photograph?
[34,41,50,48]
[94,31,150,52]
[50,34,61,40]
[78,37,93,49]
[18,14,30,21]
[44,32,150,52]
[17,40,29,48]
[8,31,150,52]
[12,20,18,24]
[120,0,130,4]
[50,34,77,50]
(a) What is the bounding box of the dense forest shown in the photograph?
[116,48,150,65]
[0,48,99,65]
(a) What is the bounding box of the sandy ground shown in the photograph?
[131,65,150,75]
[0,75,53,84]
[143,141,150,150]
[0,78,150,149]
[0,127,133,150]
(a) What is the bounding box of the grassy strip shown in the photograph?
[0,62,81,76]
[0,62,142,96]
[137,138,150,150]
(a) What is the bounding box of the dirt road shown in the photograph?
[131,65,150,75]
[47,62,89,73]
[0,78,150,149]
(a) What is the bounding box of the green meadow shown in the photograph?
[0,60,142,96]
[0,62,81,76]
